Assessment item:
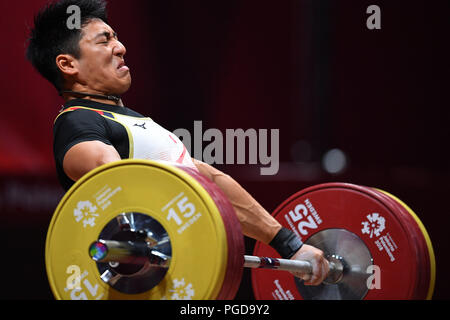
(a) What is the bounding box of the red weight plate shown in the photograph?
[178,166,244,300]
[252,183,428,300]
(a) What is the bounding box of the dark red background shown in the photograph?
[0,0,448,299]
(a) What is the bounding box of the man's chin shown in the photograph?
[113,77,132,96]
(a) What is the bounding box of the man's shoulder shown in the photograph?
[54,106,105,125]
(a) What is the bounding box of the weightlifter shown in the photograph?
[26,0,329,286]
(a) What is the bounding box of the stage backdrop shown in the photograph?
[0,0,448,299]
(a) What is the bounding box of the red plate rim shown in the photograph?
[178,166,244,300]
[370,188,435,299]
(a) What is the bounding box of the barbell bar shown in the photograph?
[88,239,344,285]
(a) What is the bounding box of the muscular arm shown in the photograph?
[63,140,121,181]
[64,146,281,243]
[192,158,282,244]
[63,141,281,244]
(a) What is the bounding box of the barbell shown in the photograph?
[45,160,435,300]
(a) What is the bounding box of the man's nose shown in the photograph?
[113,40,127,58]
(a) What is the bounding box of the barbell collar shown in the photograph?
[89,239,171,268]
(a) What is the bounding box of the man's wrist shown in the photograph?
[269,227,304,259]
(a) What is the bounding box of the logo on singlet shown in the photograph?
[134,122,147,130]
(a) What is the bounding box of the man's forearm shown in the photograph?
[192,159,282,244]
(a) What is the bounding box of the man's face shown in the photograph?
[75,19,131,95]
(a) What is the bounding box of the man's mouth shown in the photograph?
[117,60,129,72]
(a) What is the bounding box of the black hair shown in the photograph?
[26,0,108,92]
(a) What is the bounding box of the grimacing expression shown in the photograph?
[72,19,131,95]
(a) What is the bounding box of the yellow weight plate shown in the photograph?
[46,160,229,300]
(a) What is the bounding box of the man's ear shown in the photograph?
[55,54,78,77]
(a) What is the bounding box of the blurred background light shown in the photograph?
[322,148,348,175]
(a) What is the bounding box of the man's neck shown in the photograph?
[62,91,124,107]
